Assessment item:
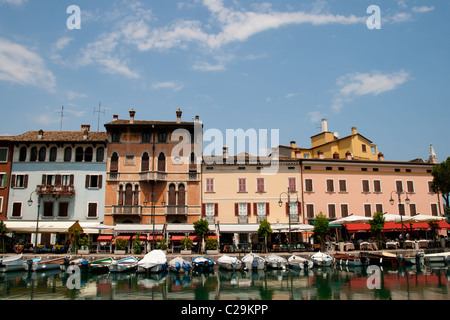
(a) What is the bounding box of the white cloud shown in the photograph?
[332,70,410,112]
[0,0,27,6]
[285,93,298,99]
[412,6,435,13]
[67,91,88,100]
[151,81,184,92]
[0,37,56,92]
[54,37,73,51]
[308,110,327,123]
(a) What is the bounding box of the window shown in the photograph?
[0,148,8,162]
[30,147,38,162]
[235,203,249,217]
[12,202,22,217]
[339,180,347,192]
[326,179,334,192]
[75,147,84,162]
[396,181,403,192]
[43,202,54,217]
[256,178,265,192]
[202,203,218,218]
[206,203,215,217]
[257,203,267,216]
[328,204,336,219]
[111,132,120,142]
[362,144,367,152]
[305,179,313,192]
[428,181,435,193]
[238,178,247,192]
[0,173,7,188]
[64,147,72,162]
[44,174,55,185]
[341,204,349,217]
[12,174,28,188]
[364,204,372,217]
[96,147,105,162]
[141,153,149,172]
[288,178,296,192]
[407,181,415,193]
[142,132,151,143]
[49,147,57,162]
[158,132,167,143]
[88,203,98,218]
[61,175,73,186]
[431,203,438,216]
[398,203,405,216]
[86,175,102,189]
[58,202,69,217]
[110,153,119,172]
[38,147,46,162]
[362,180,370,193]
[158,153,166,172]
[374,180,382,193]
[205,178,214,193]
[375,203,383,214]
[409,203,417,216]
[84,147,93,162]
[306,204,314,218]
[19,147,27,162]
[0,197,3,213]
[288,203,298,215]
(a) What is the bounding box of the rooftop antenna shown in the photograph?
[57,106,64,131]
[94,102,106,132]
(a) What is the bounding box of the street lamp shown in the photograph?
[389,190,411,246]
[28,190,41,254]
[144,190,165,250]
[278,187,300,253]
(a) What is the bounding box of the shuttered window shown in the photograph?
[205,178,214,192]
[256,178,265,192]
[374,180,382,193]
[141,153,149,172]
[58,202,69,217]
[328,204,336,218]
[306,204,314,218]
[12,202,22,217]
[110,153,119,172]
[88,203,97,217]
[364,204,372,217]
[326,179,334,192]
[168,184,176,206]
[238,178,246,192]
[339,180,347,192]
[375,203,383,214]
[288,178,296,192]
[178,184,185,206]
[431,203,438,216]
[409,203,417,216]
[158,153,166,172]
[341,204,349,217]
[398,203,405,216]
[362,180,370,193]
[407,181,414,193]
[396,181,403,193]
[305,179,313,192]
[43,202,54,217]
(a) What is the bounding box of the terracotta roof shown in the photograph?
[12,130,107,142]
[104,119,197,127]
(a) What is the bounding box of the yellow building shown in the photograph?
[281,119,381,161]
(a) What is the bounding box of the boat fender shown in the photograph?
[175,262,181,270]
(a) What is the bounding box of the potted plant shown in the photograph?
[156,238,168,252]
[206,238,219,254]
[78,235,90,254]
[114,238,128,254]
[133,233,142,254]
[180,237,193,255]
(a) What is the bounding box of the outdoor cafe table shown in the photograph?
[386,241,400,249]
[360,242,378,250]
[335,242,355,251]
[405,240,429,249]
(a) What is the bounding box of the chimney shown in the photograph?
[195,115,199,123]
[290,141,296,149]
[113,114,119,121]
[317,151,325,159]
[38,129,44,140]
[176,109,182,123]
[223,146,228,159]
[81,124,90,132]
[345,151,353,160]
[83,130,89,140]
[429,144,437,164]
[322,119,328,133]
[378,152,385,161]
[351,127,358,135]
[129,109,136,124]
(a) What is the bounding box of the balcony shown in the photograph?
[112,205,143,215]
[36,185,76,198]
[166,205,187,215]
[139,171,167,182]
[238,216,248,224]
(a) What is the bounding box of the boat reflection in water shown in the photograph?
[0,263,449,300]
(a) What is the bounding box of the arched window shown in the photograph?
[64,147,72,162]
[75,147,84,162]
[84,147,93,162]
[96,147,104,162]
[125,184,133,206]
[38,147,46,162]
[168,184,176,206]
[19,147,27,162]
[30,147,38,162]
[49,147,57,162]
[190,152,196,164]
[110,152,119,172]
[141,152,149,172]
[158,153,166,172]
[178,184,185,207]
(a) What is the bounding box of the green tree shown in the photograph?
[193,219,209,253]
[432,157,450,215]
[370,212,385,249]
[314,212,329,251]
[257,219,272,253]
[180,237,193,250]
[133,233,142,254]
[71,229,81,253]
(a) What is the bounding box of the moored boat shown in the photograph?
[108,256,139,273]
[217,255,242,271]
[137,250,168,274]
[60,257,88,272]
[361,251,405,267]
[0,257,41,273]
[168,257,192,274]
[311,251,333,267]
[424,251,450,264]
[265,254,287,270]
[242,252,265,270]
[25,256,67,272]
[333,253,365,267]
[404,252,424,265]
[0,253,23,264]
[288,255,313,270]
[87,257,114,273]
[192,256,215,272]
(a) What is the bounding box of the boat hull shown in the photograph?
[424,252,450,264]
[333,254,365,267]
[168,258,191,274]
[26,258,66,272]
[137,262,168,274]
[242,254,265,270]
[0,258,41,273]
[192,257,215,272]
[218,262,242,271]
[311,252,333,267]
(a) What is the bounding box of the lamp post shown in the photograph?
[389,190,411,246]
[28,190,41,254]
[144,189,165,250]
[278,187,300,253]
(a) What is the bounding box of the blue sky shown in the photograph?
[0,0,448,162]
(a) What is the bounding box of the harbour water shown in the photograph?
[0,263,449,301]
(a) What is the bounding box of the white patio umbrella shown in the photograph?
[330,214,373,225]
[408,214,447,223]
[383,213,414,223]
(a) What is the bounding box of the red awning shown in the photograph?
[113,235,131,244]
[346,221,450,233]
[97,234,113,242]
[148,235,163,241]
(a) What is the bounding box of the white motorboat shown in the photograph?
[424,252,450,264]
[218,255,242,271]
[137,250,168,273]
[168,257,192,274]
[265,254,287,270]
[311,251,333,267]
[0,257,41,273]
[0,253,23,264]
[242,253,265,270]
[108,256,139,273]
[288,255,313,270]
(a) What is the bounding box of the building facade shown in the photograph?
[104,109,202,227]
[7,126,107,245]
[0,137,13,221]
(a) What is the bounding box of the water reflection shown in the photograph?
[0,264,449,300]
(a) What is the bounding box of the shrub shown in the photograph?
[115,238,128,250]
[206,238,218,250]
[180,237,193,250]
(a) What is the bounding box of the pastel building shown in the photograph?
[7,126,107,245]
[0,137,13,221]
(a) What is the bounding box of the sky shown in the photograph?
[0,0,448,162]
